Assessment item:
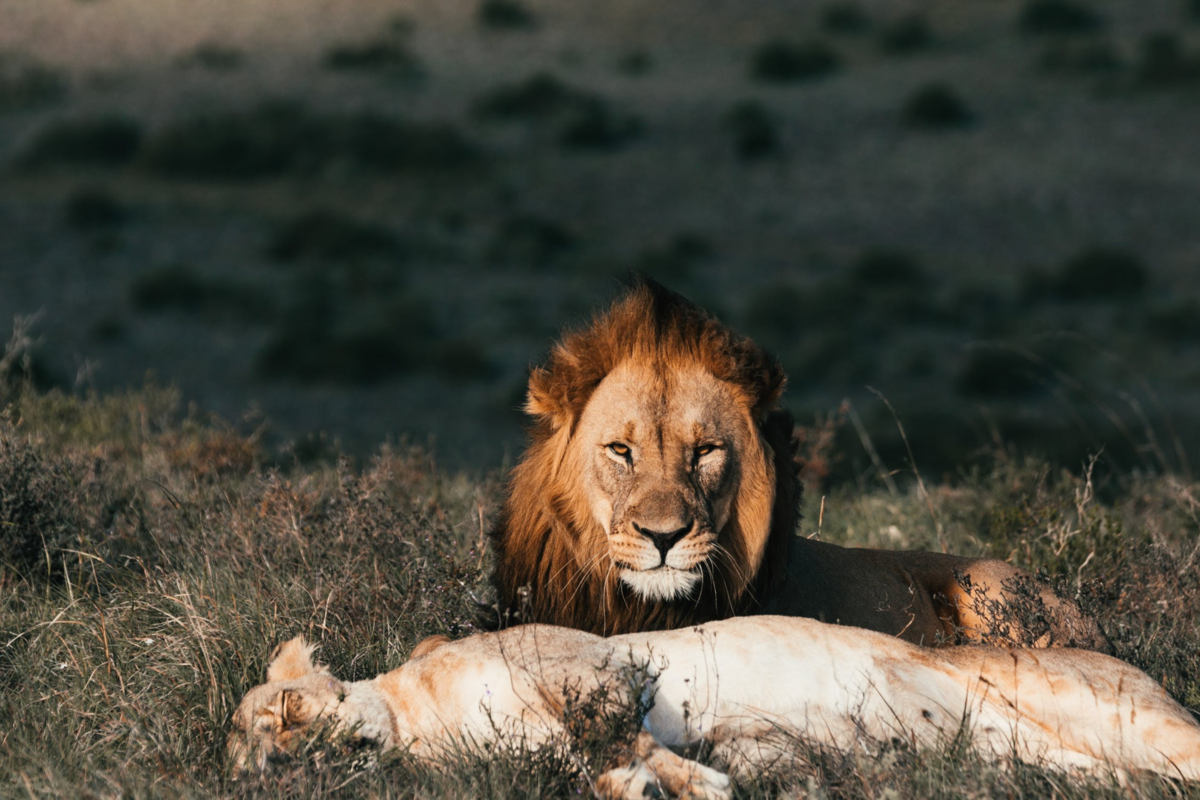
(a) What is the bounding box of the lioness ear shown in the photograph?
[410,634,451,659]
[266,637,325,683]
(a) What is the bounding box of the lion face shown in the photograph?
[571,360,753,602]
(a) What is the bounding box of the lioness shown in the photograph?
[231,618,1200,794]
[488,279,1108,648]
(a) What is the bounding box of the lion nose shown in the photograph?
[632,521,693,562]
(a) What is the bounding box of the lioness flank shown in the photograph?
[487,279,1108,648]
[231,617,1200,795]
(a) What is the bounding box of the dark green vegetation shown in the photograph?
[1,385,1198,796]
[2,0,1200,491]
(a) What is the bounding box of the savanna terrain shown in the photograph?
[2,0,1200,796]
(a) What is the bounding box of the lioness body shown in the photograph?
[489,280,1107,649]
[231,617,1200,794]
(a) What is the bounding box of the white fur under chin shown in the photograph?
[620,568,702,601]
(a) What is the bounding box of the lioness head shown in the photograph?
[489,279,800,633]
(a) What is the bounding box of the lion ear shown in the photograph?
[525,365,573,429]
[266,637,325,683]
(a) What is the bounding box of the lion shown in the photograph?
[230,617,1200,793]
[487,279,1109,649]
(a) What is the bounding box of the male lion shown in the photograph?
[231,617,1200,793]
[488,279,1108,648]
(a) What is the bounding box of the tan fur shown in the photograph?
[488,280,1108,650]
[231,620,1200,794]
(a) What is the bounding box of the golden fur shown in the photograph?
[231,619,1200,792]
[488,280,1108,649]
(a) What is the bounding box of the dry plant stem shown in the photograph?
[847,399,898,496]
[867,386,945,553]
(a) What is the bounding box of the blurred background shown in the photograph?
[1,0,1198,482]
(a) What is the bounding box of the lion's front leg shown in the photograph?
[596,731,731,800]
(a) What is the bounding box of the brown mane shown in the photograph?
[487,279,801,635]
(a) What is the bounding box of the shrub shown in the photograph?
[1134,33,1200,87]
[1038,40,1122,73]
[486,214,577,267]
[17,116,142,169]
[1018,0,1103,35]
[478,0,538,30]
[268,210,402,262]
[143,103,478,180]
[434,339,494,381]
[324,40,423,76]
[64,187,126,230]
[851,249,927,286]
[902,83,974,129]
[751,39,842,82]
[255,296,437,385]
[821,3,871,34]
[1146,299,1200,343]
[957,348,1045,398]
[617,50,653,76]
[879,15,934,54]
[1190,0,1200,22]
[0,57,68,112]
[472,72,599,121]
[558,101,641,150]
[177,43,244,70]
[130,265,273,323]
[1053,247,1148,299]
[633,233,714,281]
[474,74,639,150]
[725,100,781,160]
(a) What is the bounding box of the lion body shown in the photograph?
[488,281,1108,649]
[231,618,1200,790]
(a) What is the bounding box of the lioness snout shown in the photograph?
[632,520,693,560]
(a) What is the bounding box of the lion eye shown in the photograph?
[695,444,718,458]
[607,442,631,459]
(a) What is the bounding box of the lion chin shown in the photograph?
[618,567,701,602]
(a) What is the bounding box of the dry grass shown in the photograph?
[1,384,1198,797]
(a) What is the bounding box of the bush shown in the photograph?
[143,103,478,180]
[821,3,871,34]
[633,233,714,281]
[851,249,927,286]
[751,39,842,82]
[486,214,577,267]
[1146,299,1200,343]
[1038,40,1122,73]
[725,100,781,160]
[1053,248,1148,299]
[902,83,974,129]
[268,210,402,262]
[177,43,244,71]
[957,348,1045,398]
[0,57,68,112]
[64,187,126,230]
[17,116,142,169]
[1190,0,1200,22]
[617,50,653,76]
[1134,33,1200,87]
[0,429,87,580]
[474,74,639,150]
[478,0,538,30]
[324,39,423,76]
[1018,0,1104,35]
[879,15,934,54]
[130,265,273,323]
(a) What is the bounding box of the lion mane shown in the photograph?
[487,279,801,635]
